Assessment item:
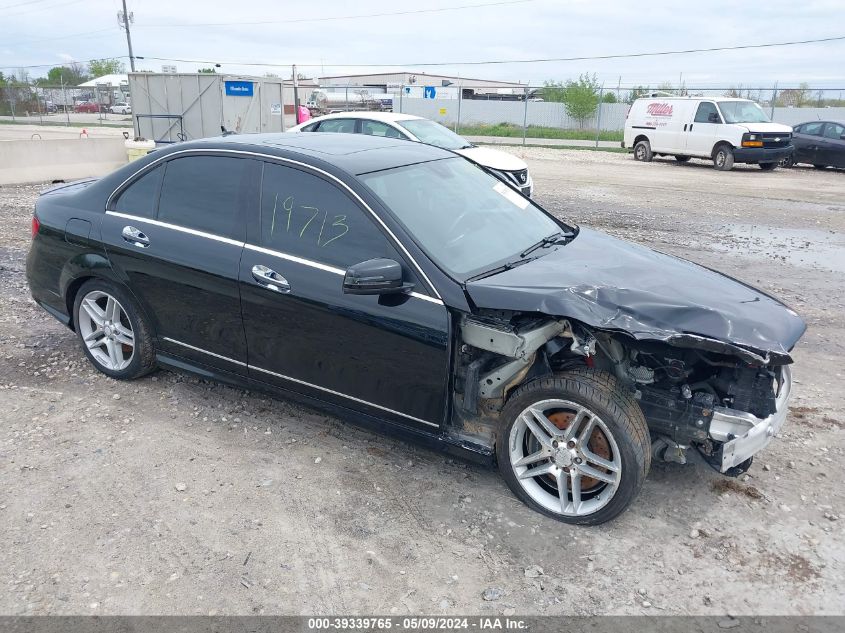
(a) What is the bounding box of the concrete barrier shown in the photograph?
[0,138,128,185]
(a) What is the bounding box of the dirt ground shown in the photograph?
[1,150,843,616]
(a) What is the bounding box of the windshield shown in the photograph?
[399,119,471,150]
[360,157,565,278]
[718,101,770,124]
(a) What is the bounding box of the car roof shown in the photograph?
[304,111,422,124]
[170,132,453,176]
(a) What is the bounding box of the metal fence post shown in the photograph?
[455,85,462,133]
[770,82,778,119]
[522,88,529,146]
[595,84,605,148]
[61,77,70,126]
[399,84,403,114]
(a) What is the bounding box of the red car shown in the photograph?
[75,101,102,113]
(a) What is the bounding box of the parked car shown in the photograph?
[75,101,101,114]
[624,96,793,170]
[783,120,845,169]
[27,133,804,525]
[109,102,132,115]
[288,112,533,197]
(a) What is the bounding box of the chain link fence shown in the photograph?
[0,84,132,124]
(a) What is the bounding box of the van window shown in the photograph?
[718,101,770,124]
[694,102,720,124]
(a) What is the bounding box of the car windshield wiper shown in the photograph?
[466,257,535,282]
[519,231,567,258]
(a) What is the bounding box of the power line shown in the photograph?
[2,0,86,17]
[135,34,845,69]
[136,0,535,28]
[0,55,127,70]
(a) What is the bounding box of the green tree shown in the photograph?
[602,91,617,103]
[560,73,601,128]
[0,71,7,87]
[541,80,567,103]
[624,85,650,104]
[88,58,125,78]
[197,67,217,74]
[46,62,89,85]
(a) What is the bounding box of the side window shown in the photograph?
[803,122,825,136]
[259,162,400,270]
[157,156,251,240]
[316,119,356,134]
[361,120,404,139]
[300,122,319,132]
[694,102,720,123]
[112,164,163,218]
[823,123,845,139]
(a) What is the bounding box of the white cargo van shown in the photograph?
[623,96,793,171]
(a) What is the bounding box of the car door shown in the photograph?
[684,102,721,156]
[238,160,449,432]
[820,122,845,168]
[792,121,825,165]
[102,153,256,374]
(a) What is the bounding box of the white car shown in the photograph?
[624,96,793,171]
[288,112,533,196]
[109,102,132,115]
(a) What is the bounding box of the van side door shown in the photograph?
[684,102,721,157]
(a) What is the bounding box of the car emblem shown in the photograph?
[775,137,781,142]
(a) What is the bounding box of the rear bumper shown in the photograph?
[709,366,792,472]
[733,145,793,164]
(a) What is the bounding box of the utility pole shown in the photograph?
[292,65,300,124]
[118,0,136,72]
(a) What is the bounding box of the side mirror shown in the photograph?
[343,258,413,295]
[707,112,719,123]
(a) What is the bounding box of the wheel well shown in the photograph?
[633,135,649,146]
[711,141,734,159]
[64,275,95,331]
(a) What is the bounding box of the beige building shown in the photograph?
[318,71,526,97]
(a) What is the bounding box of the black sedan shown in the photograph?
[786,120,845,169]
[26,133,805,525]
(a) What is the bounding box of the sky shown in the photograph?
[1,0,844,89]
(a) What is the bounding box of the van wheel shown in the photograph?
[633,140,653,162]
[713,145,735,171]
[759,162,777,171]
[674,156,691,163]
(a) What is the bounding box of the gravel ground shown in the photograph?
[1,149,843,616]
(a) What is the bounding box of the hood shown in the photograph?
[736,122,793,134]
[454,146,527,171]
[465,228,805,362]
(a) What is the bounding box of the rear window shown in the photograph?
[112,165,163,219]
[157,156,251,240]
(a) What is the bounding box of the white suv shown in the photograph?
[288,112,533,196]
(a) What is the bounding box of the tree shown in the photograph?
[560,73,601,128]
[197,67,217,74]
[0,72,7,87]
[624,85,650,104]
[602,91,617,103]
[88,58,125,78]
[46,62,89,85]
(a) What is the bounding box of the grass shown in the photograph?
[458,122,624,142]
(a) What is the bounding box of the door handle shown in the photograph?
[683,124,687,132]
[252,264,291,293]
[121,225,150,248]
[689,124,694,131]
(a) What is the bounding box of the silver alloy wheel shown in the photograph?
[77,290,135,371]
[508,399,622,517]
[635,144,646,160]
[715,150,727,168]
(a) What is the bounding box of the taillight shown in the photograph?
[31,215,40,239]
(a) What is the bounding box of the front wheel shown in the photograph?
[497,369,651,525]
[713,145,735,171]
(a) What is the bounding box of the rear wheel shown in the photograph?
[633,139,653,162]
[497,369,650,525]
[73,279,156,380]
[813,164,827,170]
[713,145,735,171]
[759,162,777,171]
[674,156,691,163]
[780,155,795,168]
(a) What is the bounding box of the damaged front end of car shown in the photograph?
[449,228,805,477]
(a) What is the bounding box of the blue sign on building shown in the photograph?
[225,81,254,97]
[423,86,437,99]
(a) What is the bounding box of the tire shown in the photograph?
[780,155,795,168]
[72,279,156,380]
[633,139,653,162]
[813,164,827,170]
[674,156,691,163]
[496,368,651,525]
[759,162,777,171]
[713,145,735,171]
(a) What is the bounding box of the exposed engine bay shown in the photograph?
[454,310,792,476]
